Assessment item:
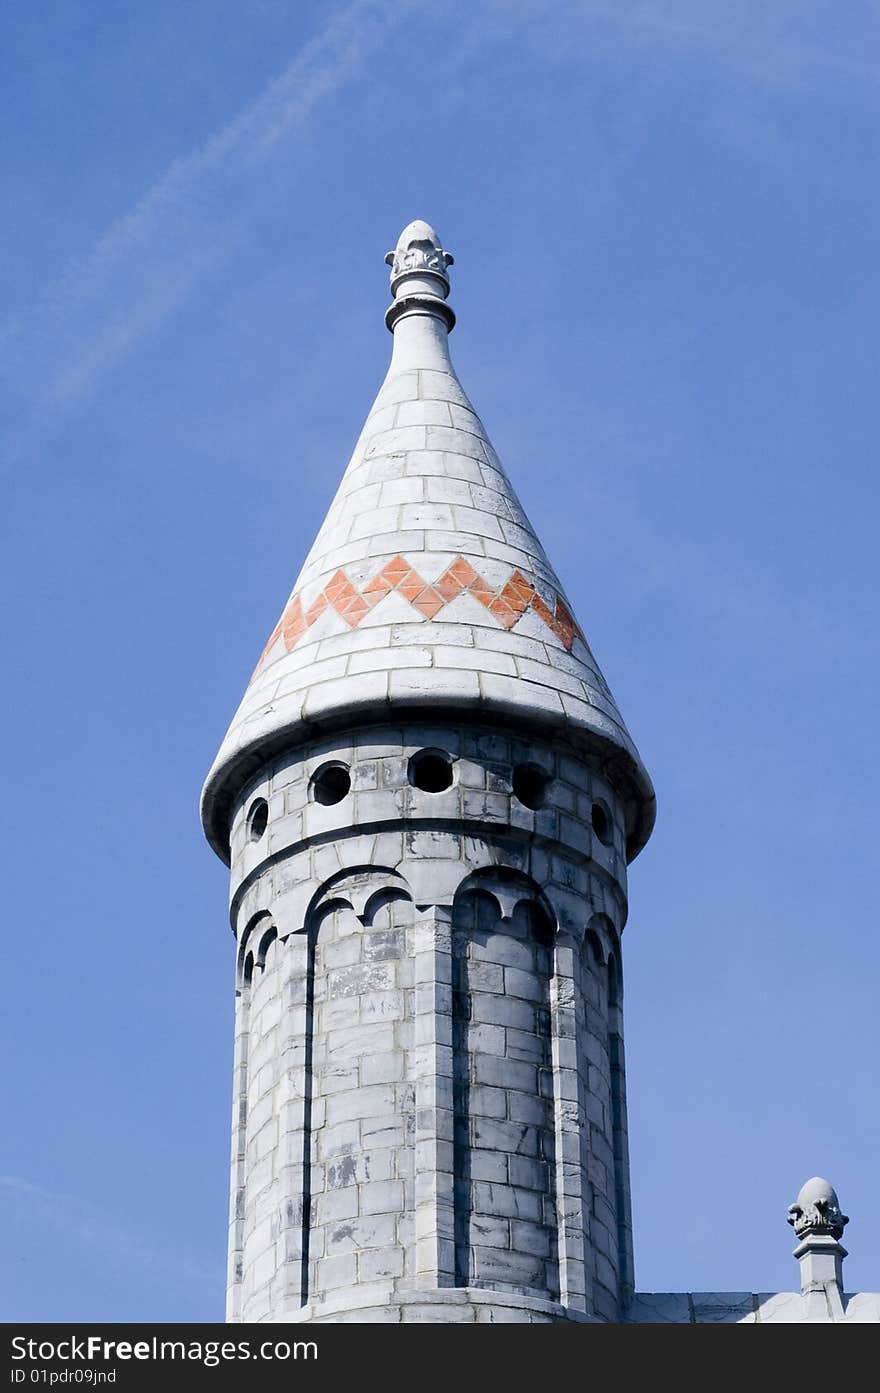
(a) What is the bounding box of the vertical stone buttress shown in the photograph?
[202,223,655,1323]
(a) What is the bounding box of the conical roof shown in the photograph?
[201,221,655,863]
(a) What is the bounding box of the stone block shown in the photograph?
[472,1117,538,1156]
[359,1246,406,1281]
[503,967,545,1002]
[321,935,362,970]
[471,935,535,973]
[511,1219,551,1257]
[504,1029,547,1065]
[508,1156,548,1192]
[507,1090,546,1127]
[593,1252,618,1297]
[324,1083,397,1128]
[328,962,396,999]
[473,1054,537,1093]
[470,1148,509,1183]
[360,1051,405,1086]
[472,1183,542,1222]
[320,1022,397,1061]
[315,1252,358,1293]
[465,961,505,994]
[359,990,405,1022]
[362,929,405,961]
[314,1186,359,1226]
[467,1023,506,1055]
[469,1085,508,1120]
[361,1114,406,1150]
[470,1214,511,1249]
[325,1152,378,1190]
[590,1218,613,1261]
[317,1064,360,1096]
[354,789,401,823]
[359,1180,406,1215]
[325,1213,397,1254]
[471,1246,547,1291]
[470,993,536,1032]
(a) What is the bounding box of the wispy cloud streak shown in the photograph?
[1,1174,219,1286]
[1,0,398,413]
[3,0,873,420]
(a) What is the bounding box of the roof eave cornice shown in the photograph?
[200,693,656,869]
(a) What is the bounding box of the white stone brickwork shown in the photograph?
[225,721,633,1323]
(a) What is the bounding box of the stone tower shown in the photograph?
[201,220,656,1324]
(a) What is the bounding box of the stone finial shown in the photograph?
[385,219,454,292]
[788,1177,849,1319]
[787,1177,849,1241]
[384,220,456,333]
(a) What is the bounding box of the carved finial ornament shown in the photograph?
[384,220,456,332]
[385,220,454,290]
[787,1177,849,1242]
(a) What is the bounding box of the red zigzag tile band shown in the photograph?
[255,555,586,675]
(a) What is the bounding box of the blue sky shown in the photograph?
[2,1,878,1320]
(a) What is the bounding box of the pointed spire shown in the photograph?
[201,221,655,864]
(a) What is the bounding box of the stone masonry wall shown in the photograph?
[226,721,632,1322]
[452,893,558,1300]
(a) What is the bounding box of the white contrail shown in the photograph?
[1,0,400,413]
[2,0,867,419]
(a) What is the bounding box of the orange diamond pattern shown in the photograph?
[255,555,588,673]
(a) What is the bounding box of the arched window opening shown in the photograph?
[585,928,605,966]
[257,926,278,973]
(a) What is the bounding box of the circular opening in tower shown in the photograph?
[512,763,551,811]
[310,762,351,806]
[246,797,269,842]
[591,801,613,846]
[409,749,454,793]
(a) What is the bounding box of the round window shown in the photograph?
[311,762,351,806]
[246,797,269,842]
[512,763,550,810]
[591,801,613,846]
[408,749,454,793]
